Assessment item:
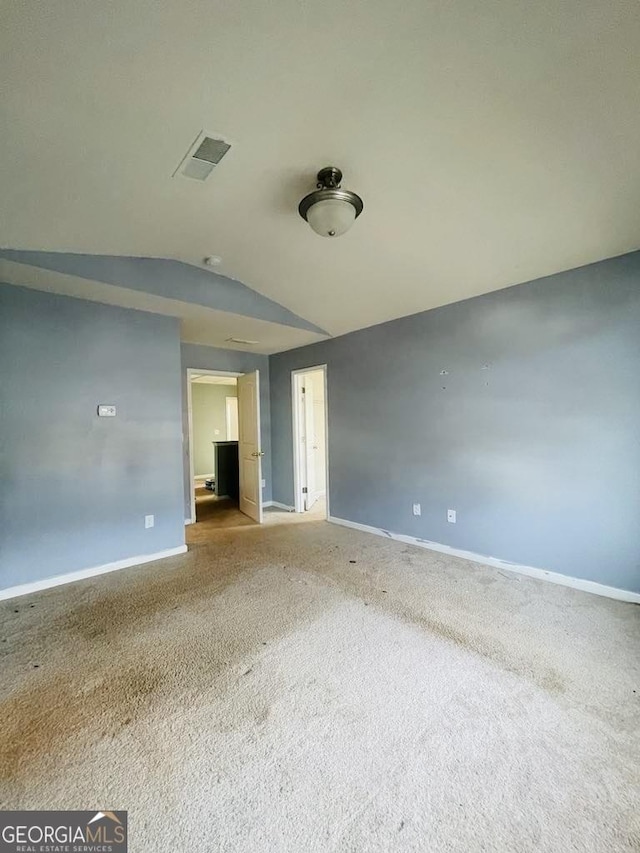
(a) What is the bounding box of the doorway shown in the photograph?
[187,368,263,527]
[292,365,329,517]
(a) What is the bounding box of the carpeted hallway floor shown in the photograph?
[1,510,638,851]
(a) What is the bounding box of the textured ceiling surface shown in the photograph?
[1,0,639,344]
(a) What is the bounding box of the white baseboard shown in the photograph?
[0,545,188,602]
[184,518,194,526]
[328,516,640,604]
[264,500,295,512]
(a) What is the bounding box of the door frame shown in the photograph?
[291,365,329,516]
[186,368,242,525]
[225,395,239,441]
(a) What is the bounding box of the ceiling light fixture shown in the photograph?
[298,166,363,238]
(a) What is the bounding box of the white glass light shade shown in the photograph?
[306,198,357,237]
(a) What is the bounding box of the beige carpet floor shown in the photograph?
[1,509,638,852]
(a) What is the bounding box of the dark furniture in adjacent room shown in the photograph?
[213,440,239,500]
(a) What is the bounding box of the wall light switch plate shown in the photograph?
[447,509,456,523]
[145,515,154,529]
[261,479,266,488]
[97,404,116,417]
[413,503,421,516]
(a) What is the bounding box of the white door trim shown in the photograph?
[225,395,239,441]
[291,365,329,517]
[186,368,242,525]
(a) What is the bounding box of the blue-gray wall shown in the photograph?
[0,250,327,334]
[269,252,640,594]
[0,284,185,590]
[181,343,272,517]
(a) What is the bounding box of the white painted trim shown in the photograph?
[0,545,188,602]
[264,500,295,511]
[188,369,243,379]
[187,372,196,525]
[185,518,194,526]
[186,367,243,526]
[291,370,304,514]
[225,395,239,441]
[322,367,330,520]
[291,364,329,519]
[327,516,640,604]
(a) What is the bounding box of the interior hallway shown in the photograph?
[193,481,326,530]
[1,511,638,851]
[193,484,249,528]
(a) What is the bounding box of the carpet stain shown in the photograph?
[1,512,637,805]
[281,539,569,697]
[0,661,164,782]
[396,605,567,696]
[0,510,638,851]
[60,550,250,642]
[0,552,332,784]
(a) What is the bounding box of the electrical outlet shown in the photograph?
[413,503,421,516]
[145,514,154,529]
[447,509,456,523]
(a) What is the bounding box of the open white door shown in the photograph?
[238,370,263,523]
[302,381,317,510]
[293,366,328,515]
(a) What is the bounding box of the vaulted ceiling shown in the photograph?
[1,0,639,352]
[0,251,328,354]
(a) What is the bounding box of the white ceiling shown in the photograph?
[190,374,238,385]
[1,0,639,340]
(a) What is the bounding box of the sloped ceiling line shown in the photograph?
[0,250,328,336]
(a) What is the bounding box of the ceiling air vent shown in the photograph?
[174,132,232,181]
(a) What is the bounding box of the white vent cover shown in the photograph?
[174,131,232,181]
